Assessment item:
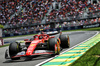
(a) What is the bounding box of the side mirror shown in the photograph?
[24,39,29,41]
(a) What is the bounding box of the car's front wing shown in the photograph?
[5,49,55,59]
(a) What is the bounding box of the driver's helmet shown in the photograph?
[39,36,43,39]
[41,31,44,34]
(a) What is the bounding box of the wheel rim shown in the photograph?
[57,40,60,53]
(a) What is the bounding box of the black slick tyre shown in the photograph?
[9,42,20,60]
[48,38,60,55]
[59,35,70,48]
[48,38,57,50]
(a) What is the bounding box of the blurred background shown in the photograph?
[0,0,100,37]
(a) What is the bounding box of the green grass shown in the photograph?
[0,44,9,48]
[62,27,100,32]
[70,42,100,66]
[3,27,100,39]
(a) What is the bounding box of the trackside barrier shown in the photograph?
[41,34,100,66]
[3,23,100,37]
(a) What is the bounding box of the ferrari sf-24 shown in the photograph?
[5,32,70,60]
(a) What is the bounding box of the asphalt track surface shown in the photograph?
[0,31,97,66]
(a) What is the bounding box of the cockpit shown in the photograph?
[33,34,49,40]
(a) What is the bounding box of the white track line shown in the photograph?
[35,31,99,66]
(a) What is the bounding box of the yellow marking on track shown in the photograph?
[94,43,96,44]
[67,50,84,52]
[65,63,72,66]
[50,57,80,62]
[80,52,85,54]
[79,45,87,46]
[50,59,68,62]
[74,47,88,49]
[59,54,79,56]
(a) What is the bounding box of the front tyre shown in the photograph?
[9,42,21,60]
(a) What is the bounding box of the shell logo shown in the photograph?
[30,44,35,46]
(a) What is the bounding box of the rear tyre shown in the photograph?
[48,38,60,55]
[48,38,56,50]
[59,35,70,48]
[9,42,21,60]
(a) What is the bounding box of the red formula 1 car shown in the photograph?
[5,33,70,60]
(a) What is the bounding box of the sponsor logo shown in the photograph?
[30,44,35,46]
[83,24,99,28]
